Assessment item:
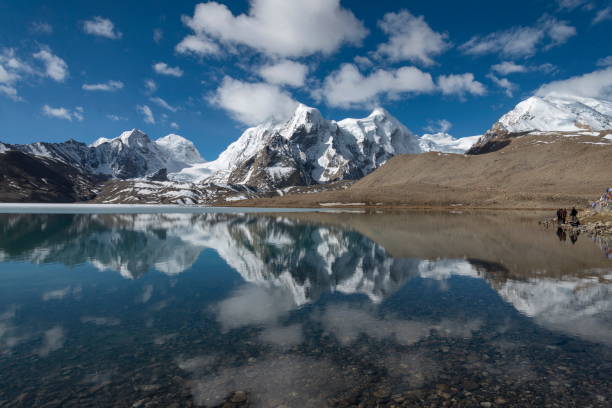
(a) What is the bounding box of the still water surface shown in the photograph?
[0,210,610,407]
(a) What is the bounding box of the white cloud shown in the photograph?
[178,0,367,58]
[258,60,308,87]
[145,79,157,93]
[175,35,220,56]
[82,80,123,92]
[170,122,179,129]
[30,22,53,34]
[460,16,576,58]
[0,49,36,100]
[0,84,18,99]
[353,55,373,69]
[316,63,435,108]
[556,0,589,10]
[424,119,452,134]
[137,105,156,124]
[42,105,84,121]
[33,47,68,82]
[597,56,612,67]
[487,73,516,97]
[153,28,163,43]
[491,61,528,75]
[542,17,577,48]
[150,96,178,112]
[438,73,486,98]
[593,7,612,25]
[535,67,612,99]
[375,10,450,66]
[211,76,299,125]
[107,114,127,121]
[82,17,122,39]
[153,62,183,77]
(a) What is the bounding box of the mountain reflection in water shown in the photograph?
[0,211,610,407]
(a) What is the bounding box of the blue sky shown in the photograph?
[0,0,611,159]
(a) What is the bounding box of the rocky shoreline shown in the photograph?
[541,209,612,258]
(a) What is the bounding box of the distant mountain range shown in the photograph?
[1,93,611,204]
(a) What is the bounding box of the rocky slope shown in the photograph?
[0,150,106,202]
[468,94,612,154]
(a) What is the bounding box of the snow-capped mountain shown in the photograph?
[170,104,422,190]
[1,129,205,179]
[419,133,480,154]
[469,93,612,154]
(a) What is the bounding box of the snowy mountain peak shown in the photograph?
[169,106,423,189]
[91,137,110,147]
[368,107,389,118]
[468,93,612,154]
[282,103,327,136]
[156,133,205,164]
[495,94,612,134]
[118,129,150,146]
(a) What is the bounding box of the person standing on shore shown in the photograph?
[561,208,567,224]
[570,207,579,226]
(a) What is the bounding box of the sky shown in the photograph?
[0,0,611,160]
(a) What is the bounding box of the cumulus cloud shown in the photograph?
[492,61,528,75]
[375,10,450,66]
[438,73,487,98]
[178,0,367,58]
[82,80,123,92]
[137,105,156,124]
[33,47,68,82]
[258,60,308,87]
[0,49,32,100]
[170,122,180,129]
[535,67,612,99]
[82,16,122,39]
[316,63,435,108]
[593,7,612,24]
[460,16,576,58]
[150,96,178,112]
[211,77,299,126]
[175,35,220,56]
[153,62,183,77]
[42,105,84,121]
[487,73,516,97]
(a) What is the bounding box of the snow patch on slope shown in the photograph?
[419,133,480,154]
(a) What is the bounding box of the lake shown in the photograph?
[0,209,610,407]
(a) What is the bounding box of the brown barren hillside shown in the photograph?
[232,133,612,209]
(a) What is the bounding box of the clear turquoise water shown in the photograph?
[0,211,610,407]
